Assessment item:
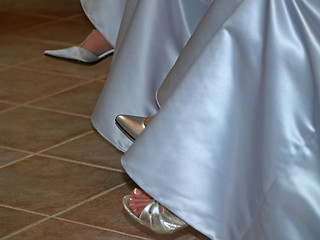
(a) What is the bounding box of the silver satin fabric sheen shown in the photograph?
[87,0,213,152]
[121,0,320,239]
[81,0,126,47]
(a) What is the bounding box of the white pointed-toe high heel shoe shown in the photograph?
[44,46,114,64]
[115,114,146,141]
[123,195,187,234]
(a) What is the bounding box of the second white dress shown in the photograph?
[87,0,213,151]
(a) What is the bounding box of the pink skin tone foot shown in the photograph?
[129,188,163,217]
[81,30,113,56]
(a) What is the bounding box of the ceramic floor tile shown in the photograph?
[0,147,29,167]
[0,68,87,104]
[0,1,201,239]
[0,155,129,215]
[0,0,83,18]
[59,183,208,240]
[0,107,92,152]
[0,35,71,65]
[69,13,95,24]
[0,11,54,34]
[43,132,123,170]
[15,20,93,44]
[0,64,9,69]
[96,74,108,82]
[0,102,16,112]
[21,56,113,80]
[30,81,104,116]
[0,206,44,238]
[7,219,143,240]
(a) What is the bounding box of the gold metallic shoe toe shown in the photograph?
[115,114,146,141]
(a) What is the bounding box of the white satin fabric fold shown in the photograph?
[80,0,126,47]
[122,0,320,239]
[90,0,212,151]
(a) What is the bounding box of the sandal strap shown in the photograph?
[138,200,187,234]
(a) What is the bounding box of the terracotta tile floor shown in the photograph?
[0,1,209,239]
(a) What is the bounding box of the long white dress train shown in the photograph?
[89,0,213,151]
[122,0,320,239]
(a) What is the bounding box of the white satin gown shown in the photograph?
[121,0,320,239]
[81,0,126,48]
[87,0,213,151]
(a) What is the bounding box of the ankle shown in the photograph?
[81,30,113,56]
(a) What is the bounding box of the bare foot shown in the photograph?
[81,30,113,56]
[129,188,163,217]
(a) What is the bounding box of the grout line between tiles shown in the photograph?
[0,153,36,170]
[0,204,49,217]
[0,5,141,240]
[36,131,95,154]
[31,38,75,47]
[0,77,97,118]
[0,105,20,115]
[0,145,33,154]
[3,33,76,50]
[53,217,152,240]
[24,79,95,105]
[12,56,48,68]
[0,99,20,106]
[64,13,85,20]
[0,146,35,170]
[0,217,52,240]
[0,131,94,170]
[0,131,124,173]
[24,105,91,119]
[38,153,125,173]
[52,182,152,240]
[12,18,71,35]
[0,34,72,69]
[52,182,128,218]
[0,99,91,119]
[8,10,92,46]
[1,51,49,69]
[0,183,131,239]
[13,64,95,80]
[22,79,95,104]
[96,78,107,83]
[55,13,87,21]
[1,182,128,221]
[4,43,109,81]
